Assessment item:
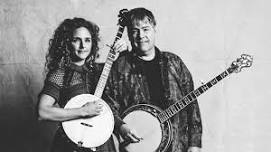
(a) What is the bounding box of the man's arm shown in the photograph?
[175,56,203,150]
[184,66,202,148]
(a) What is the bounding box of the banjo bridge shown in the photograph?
[80,122,93,127]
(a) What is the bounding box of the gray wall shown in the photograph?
[0,0,270,152]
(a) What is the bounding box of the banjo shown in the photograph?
[120,54,253,152]
[62,9,128,150]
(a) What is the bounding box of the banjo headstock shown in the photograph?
[229,54,253,73]
[118,9,129,27]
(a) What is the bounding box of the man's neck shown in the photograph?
[137,48,156,61]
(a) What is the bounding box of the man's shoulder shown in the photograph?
[161,51,177,57]
[160,50,183,62]
[111,51,132,73]
[118,50,129,57]
[114,50,131,64]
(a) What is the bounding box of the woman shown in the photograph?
[38,17,127,152]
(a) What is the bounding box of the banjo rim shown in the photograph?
[62,94,115,148]
[121,104,172,152]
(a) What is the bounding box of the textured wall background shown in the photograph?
[0,0,270,152]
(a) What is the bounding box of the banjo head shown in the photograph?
[121,104,172,152]
[62,94,114,148]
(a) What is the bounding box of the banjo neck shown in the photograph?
[94,25,125,98]
[157,68,233,123]
[157,53,253,123]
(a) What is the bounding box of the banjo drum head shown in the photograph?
[123,109,162,152]
[62,94,114,148]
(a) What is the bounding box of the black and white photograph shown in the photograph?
[0,0,269,152]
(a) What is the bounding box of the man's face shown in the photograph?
[129,17,156,56]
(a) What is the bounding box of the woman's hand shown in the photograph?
[81,100,103,117]
[38,94,103,122]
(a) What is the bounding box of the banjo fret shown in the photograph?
[183,97,189,104]
[172,104,179,113]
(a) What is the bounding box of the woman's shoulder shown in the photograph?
[45,68,66,86]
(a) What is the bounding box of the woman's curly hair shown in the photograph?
[45,17,100,72]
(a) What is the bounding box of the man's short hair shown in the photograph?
[127,7,156,27]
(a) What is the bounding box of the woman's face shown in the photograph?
[71,27,92,62]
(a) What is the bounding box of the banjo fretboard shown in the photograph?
[157,67,236,123]
[94,25,125,98]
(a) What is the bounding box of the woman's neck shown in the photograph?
[73,59,85,66]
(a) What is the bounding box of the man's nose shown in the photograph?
[138,30,145,38]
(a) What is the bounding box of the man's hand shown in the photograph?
[112,38,128,61]
[188,146,201,152]
[119,124,142,143]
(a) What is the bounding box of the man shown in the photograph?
[105,7,202,152]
